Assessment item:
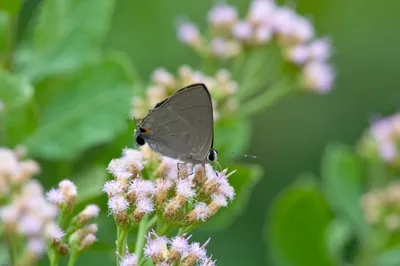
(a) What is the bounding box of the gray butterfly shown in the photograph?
[134,83,218,165]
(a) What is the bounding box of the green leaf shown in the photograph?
[375,247,400,266]
[0,0,21,15]
[74,165,109,204]
[0,11,8,59]
[0,69,35,145]
[0,69,33,111]
[14,0,116,81]
[200,164,262,231]
[23,53,135,160]
[326,218,353,264]
[267,176,333,266]
[215,117,251,163]
[322,144,370,239]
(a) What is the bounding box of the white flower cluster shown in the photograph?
[369,113,400,162]
[0,147,100,264]
[177,0,334,93]
[131,66,239,121]
[104,145,235,227]
[362,181,400,231]
[143,231,215,266]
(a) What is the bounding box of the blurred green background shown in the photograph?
[13,0,400,265]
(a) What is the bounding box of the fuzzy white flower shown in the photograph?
[107,196,129,215]
[135,197,154,214]
[177,21,201,45]
[129,179,156,197]
[176,179,196,199]
[46,188,65,204]
[212,194,228,207]
[193,202,210,221]
[232,21,253,40]
[144,233,169,258]
[103,180,124,197]
[208,3,238,27]
[170,235,190,254]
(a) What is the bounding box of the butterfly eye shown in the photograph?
[135,135,146,146]
[139,127,149,134]
[207,149,218,162]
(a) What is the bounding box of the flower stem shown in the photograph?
[135,214,149,262]
[146,216,157,231]
[67,249,78,266]
[239,79,296,118]
[4,14,17,70]
[116,226,128,265]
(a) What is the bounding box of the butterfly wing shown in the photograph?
[139,83,214,163]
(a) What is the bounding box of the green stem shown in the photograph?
[51,253,60,266]
[6,233,17,266]
[117,227,128,258]
[4,14,17,70]
[239,79,295,118]
[146,216,157,231]
[135,215,149,261]
[67,250,78,266]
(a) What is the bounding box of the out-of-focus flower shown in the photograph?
[175,0,335,94]
[208,3,238,28]
[366,113,400,163]
[362,181,400,232]
[300,61,335,93]
[177,21,203,48]
[131,66,239,121]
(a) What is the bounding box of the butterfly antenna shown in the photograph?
[219,150,257,159]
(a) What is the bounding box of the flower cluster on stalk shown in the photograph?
[0,147,100,266]
[116,231,215,266]
[104,144,235,232]
[131,66,238,121]
[368,113,400,163]
[362,181,400,232]
[177,0,334,93]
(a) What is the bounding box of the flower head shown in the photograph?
[301,61,335,93]
[46,188,65,205]
[177,21,201,46]
[135,197,154,214]
[108,195,129,215]
[103,180,124,197]
[176,179,196,199]
[208,3,238,28]
[118,246,138,266]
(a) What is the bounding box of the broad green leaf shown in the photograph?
[322,144,370,239]
[326,218,353,264]
[375,247,400,266]
[0,0,21,15]
[200,164,262,231]
[267,176,333,266]
[215,118,251,163]
[0,11,8,61]
[0,69,35,145]
[0,69,33,111]
[14,0,115,81]
[74,165,109,204]
[24,53,135,160]
[1,101,38,146]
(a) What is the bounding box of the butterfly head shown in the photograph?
[135,127,149,147]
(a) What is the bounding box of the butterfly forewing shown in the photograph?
[139,84,214,164]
